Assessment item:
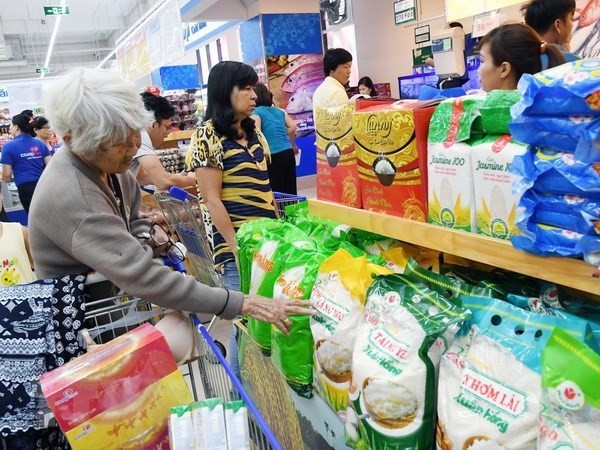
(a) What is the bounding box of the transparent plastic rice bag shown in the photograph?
[538,328,600,450]
[512,58,600,117]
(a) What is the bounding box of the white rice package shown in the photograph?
[225,400,250,450]
[538,328,600,450]
[347,274,468,449]
[437,297,597,450]
[427,96,485,232]
[471,135,527,239]
[193,398,227,450]
[310,249,391,413]
[169,405,194,450]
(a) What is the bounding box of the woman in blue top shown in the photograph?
[1,113,52,212]
[251,83,299,195]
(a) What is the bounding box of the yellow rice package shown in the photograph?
[311,249,391,413]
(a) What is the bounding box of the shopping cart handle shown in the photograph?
[169,186,192,201]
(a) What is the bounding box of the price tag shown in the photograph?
[472,10,500,38]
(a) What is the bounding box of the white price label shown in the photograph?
[472,10,500,38]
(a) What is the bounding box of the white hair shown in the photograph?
[44,68,153,158]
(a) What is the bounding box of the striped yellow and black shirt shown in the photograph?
[186,120,277,270]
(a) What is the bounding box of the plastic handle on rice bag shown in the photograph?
[538,328,600,450]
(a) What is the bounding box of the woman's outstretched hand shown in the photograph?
[240,295,315,334]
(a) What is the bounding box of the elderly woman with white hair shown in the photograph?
[28,68,310,334]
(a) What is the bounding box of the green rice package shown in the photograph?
[403,258,498,302]
[347,229,398,256]
[437,296,597,450]
[479,90,522,135]
[346,274,468,450]
[236,219,308,353]
[538,328,600,450]
[270,240,329,398]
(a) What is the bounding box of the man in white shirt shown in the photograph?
[312,48,352,111]
[131,92,196,189]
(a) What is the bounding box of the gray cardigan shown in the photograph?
[29,148,243,319]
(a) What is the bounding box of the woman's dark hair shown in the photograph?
[20,109,34,119]
[12,113,35,135]
[32,116,49,130]
[478,23,566,84]
[140,92,176,122]
[323,48,352,77]
[254,83,273,107]
[205,61,258,139]
[358,76,377,96]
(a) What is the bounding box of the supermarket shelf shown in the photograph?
[308,199,600,297]
[159,129,194,148]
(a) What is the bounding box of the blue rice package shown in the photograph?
[511,147,600,196]
[437,296,597,450]
[509,114,600,162]
[520,190,600,235]
[512,59,600,117]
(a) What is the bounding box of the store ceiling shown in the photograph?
[0,0,159,81]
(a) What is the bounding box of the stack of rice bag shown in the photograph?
[509,59,600,265]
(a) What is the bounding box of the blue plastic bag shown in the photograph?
[509,114,600,162]
[512,222,585,257]
[512,59,600,117]
[519,190,600,235]
[511,147,600,196]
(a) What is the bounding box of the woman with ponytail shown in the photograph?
[1,113,52,213]
[478,22,566,92]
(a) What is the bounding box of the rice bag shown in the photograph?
[270,240,329,398]
[437,296,596,450]
[383,243,440,273]
[347,229,398,256]
[479,90,522,135]
[403,258,498,302]
[339,241,385,265]
[311,250,391,413]
[428,96,485,232]
[284,201,351,250]
[520,190,600,235]
[511,147,600,197]
[236,219,308,353]
[471,135,527,240]
[512,58,600,117]
[509,114,600,163]
[538,328,600,450]
[347,274,468,450]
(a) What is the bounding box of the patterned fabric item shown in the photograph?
[0,282,55,435]
[0,274,87,450]
[43,275,87,370]
[185,120,277,271]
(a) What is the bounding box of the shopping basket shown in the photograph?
[190,314,283,450]
[273,191,306,219]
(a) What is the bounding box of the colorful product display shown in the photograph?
[41,323,192,450]
[352,101,435,220]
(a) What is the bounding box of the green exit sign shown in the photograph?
[36,67,50,74]
[44,6,70,15]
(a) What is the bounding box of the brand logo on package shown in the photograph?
[460,367,527,416]
[56,388,79,406]
[369,326,411,363]
[555,380,585,410]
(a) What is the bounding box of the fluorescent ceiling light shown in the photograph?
[41,0,68,79]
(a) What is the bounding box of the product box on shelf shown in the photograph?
[471,134,527,239]
[352,101,436,219]
[41,323,193,450]
[427,96,485,232]
[315,103,361,208]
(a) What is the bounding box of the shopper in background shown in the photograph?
[33,116,55,155]
[358,76,378,97]
[252,83,299,195]
[29,68,310,335]
[130,92,196,190]
[1,113,52,212]
[312,47,352,110]
[186,61,279,377]
[521,0,579,63]
[20,109,36,136]
[478,23,566,92]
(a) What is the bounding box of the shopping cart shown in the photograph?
[274,191,307,219]
[190,314,283,450]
